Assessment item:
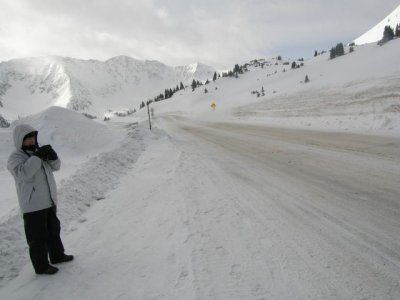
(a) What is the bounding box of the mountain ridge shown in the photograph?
[0,55,217,120]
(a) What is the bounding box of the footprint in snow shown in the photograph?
[216,246,228,256]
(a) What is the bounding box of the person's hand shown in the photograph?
[33,145,52,160]
[47,146,58,160]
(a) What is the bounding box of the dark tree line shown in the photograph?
[139,81,185,110]
[190,63,248,92]
[314,50,327,57]
[191,79,203,91]
[328,24,400,60]
[220,64,247,79]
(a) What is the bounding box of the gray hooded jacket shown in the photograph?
[7,124,61,213]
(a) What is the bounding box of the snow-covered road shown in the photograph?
[1,116,400,299]
[157,116,400,299]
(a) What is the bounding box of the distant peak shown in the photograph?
[106,55,139,63]
[183,62,212,72]
[190,62,209,68]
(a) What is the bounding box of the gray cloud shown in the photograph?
[0,0,398,67]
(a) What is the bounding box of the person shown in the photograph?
[7,124,73,275]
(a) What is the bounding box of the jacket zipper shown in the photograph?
[28,187,35,203]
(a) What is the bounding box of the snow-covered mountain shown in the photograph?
[0,56,217,121]
[353,4,400,45]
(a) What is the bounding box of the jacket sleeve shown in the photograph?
[47,158,61,171]
[7,153,42,182]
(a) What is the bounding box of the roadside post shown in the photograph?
[146,101,152,130]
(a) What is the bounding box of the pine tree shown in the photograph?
[180,82,184,90]
[380,26,395,44]
[384,26,395,40]
[335,43,345,56]
[314,50,318,57]
[204,88,208,94]
[330,47,336,59]
[291,61,297,69]
[213,72,217,81]
[191,79,197,91]
[233,64,240,75]
[304,75,310,83]
[396,24,400,37]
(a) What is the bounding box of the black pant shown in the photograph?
[23,206,65,273]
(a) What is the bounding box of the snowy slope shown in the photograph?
[0,57,70,120]
[0,56,216,121]
[354,4,400,44]
[151,39,400,136]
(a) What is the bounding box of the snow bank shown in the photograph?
[0,106,149,287]
[1,106,124,219]
[12,106,122,160]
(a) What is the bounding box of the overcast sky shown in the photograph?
[0,0,398,68]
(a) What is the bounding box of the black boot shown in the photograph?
[51,254,74,264]
[36,265,59,275]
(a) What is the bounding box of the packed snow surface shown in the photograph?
[0,39,399,299]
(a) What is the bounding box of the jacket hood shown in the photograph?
[13,124,38,149]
